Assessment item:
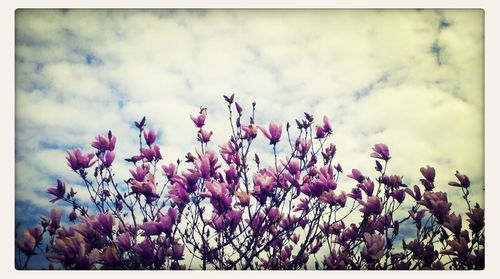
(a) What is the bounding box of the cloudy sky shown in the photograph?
[15,9,483,246]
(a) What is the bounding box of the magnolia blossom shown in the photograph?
[99,150,115,168]
[140,144,162,162]
[130,165,149,182]
[242,124,258,139]
[253,168,276,195]
[347,169,365,183]
[197,129,213,143]
[235,102,243,115]
[66,149,96,171]
[281,157,301,175]
[143,129,158,146]
[259,123,282,145]
[47,179,66,203]
[443,213,462,236]
[370,143,390,161]
[202,181,232,214]
[466,206,484,232]
[357,178,374,196]
[295,138,312,158]
[162,163,177,179]
[235,192,250,207]
[362,233,385,262]
[418,192,451,223]
[190,107,207,128]
[420,165,436,182]
[219,140,240,164]
[131,173,160,203]
[358,196,383,215]
[16,226,43,255]
[448,170,470,188]
[91,132,116,151]
[320,190,347,207]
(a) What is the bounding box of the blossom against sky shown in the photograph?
[15,9,483,231]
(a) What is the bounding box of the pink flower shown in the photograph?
[241,124,258,139]
[281,157,301,175]
[141,144,162,162]
[133,239,155,264]
[97,213,114,235]
[253,168,276,195]
[361,233,385,262]
[235,102,243,115]
[101,246,119,266]
[16,225,43,255]
[116,232,131,250]
[194,150,221,180]
[448,170,470,188]
[268,207,282,222]
[420,165,436,182]
[417,191,451,223]
[167,182,190,206]
[161,163,177,179]
[143,129,158,146]
[295,138,312,158]
[392,188,406,203]
[225,163,239,186]
[130,165,149,182]
[466,206,484,232]
[405,185,422,201]
[225,210,243,232]
[157,208,177,235]
[235,192,250,207]
[66,149,96,171]
[171,243,184,260]
[347,169,365,183]
[197,129,213,143]
[190,107,207,128]
[358,196,382,215]
[301,181,325,197]
[325,143,336,158]
[131,173,160,203]
[91,132,116,151]
[172,169,199,193]
[408,209,426,222]
[98,150,115,168]
[320,190,347,207]
[443,213,462,236]
[47,179,66,203]
[322,115,332,133]
[202,181,232,214]
[47,208,63,235]
[293,198,309,212]
[219,140,240,165]
[382,175,404,187]
[334,163,343,173]
[209,213,225,232]
[259,123,282,145]
[370,143,390,161]
[441,237,469,258]
[347,187,362,200]
[315,125,326,139]
[357,178,374,196]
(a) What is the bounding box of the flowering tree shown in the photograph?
[15,95,484,270]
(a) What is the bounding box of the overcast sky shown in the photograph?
[15,9,483,234]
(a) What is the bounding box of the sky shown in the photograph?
[15,9,484,267]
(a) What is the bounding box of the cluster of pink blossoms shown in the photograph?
[15,94,484,270]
